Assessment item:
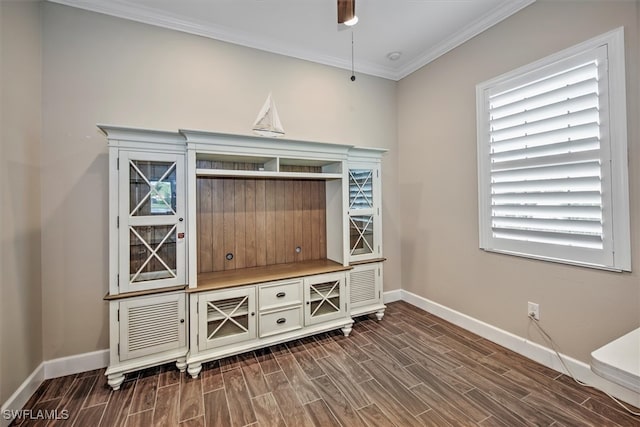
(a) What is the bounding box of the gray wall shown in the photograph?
[0,1,43,405]
[397,0,639,362]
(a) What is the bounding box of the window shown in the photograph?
[150,181,173,214]
[476,28,630,271]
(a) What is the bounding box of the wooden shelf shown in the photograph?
[311,304,340,317]
[207,320,249,339]
[309,292,340,303]
[207,308,249,322]
[192,259,351,293]
[195,168,342,180]
[104,285,187,301]
[349,257,387,266]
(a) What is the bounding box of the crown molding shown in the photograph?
[395,0,537,80]
[47,0,535,81]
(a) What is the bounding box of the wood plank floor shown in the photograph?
[10,301,639,426]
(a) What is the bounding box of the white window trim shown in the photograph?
[476,27,631,272]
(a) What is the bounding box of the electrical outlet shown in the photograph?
[528,302,540,320]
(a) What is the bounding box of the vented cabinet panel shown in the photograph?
[349,263,382,311]
[119,293,187,361]
[350,267,376,305]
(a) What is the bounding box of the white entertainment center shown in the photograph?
[99,125,387,390]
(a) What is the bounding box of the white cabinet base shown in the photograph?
[187,270,352,379]
[351,304,386,320]
[106,351,187,390]
[106,292,188,390]
[186,317,353,378]
[341,323,353,336]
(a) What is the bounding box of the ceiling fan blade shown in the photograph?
[337,0,355,24]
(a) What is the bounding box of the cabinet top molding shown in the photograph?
[97,124,388,158]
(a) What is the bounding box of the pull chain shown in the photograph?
[350,31,356,81]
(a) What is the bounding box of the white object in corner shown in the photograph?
[591,327,640,394]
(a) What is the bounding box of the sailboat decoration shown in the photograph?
[252,93,285,137]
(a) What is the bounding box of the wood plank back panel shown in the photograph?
[234,179,246,269]
[196,177,327,273]
[222,179,236,270]
[293,180,304,263]
[255,180,267,267]
[211,178,225,272]
[284,180,295,264]
[275,180,286,265]
[303,181,313,262]
[197,169,213,274]
[265,180,276,266]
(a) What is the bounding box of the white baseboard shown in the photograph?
[383,289,402,303]
[43,349,109,380]
[1,349,109,425]
[1,363,44,427]
[400,289,640,408]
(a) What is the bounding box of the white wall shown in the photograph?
[0,1,43,405]
[40,2,399,360]
[397,0,639,362]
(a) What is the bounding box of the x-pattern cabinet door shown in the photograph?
[348,163,381,262]
[304,272,346,326]
[198,287,257,350]
[119,152,186,293]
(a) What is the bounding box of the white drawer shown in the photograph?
[259,280,302,311]
[259,307,303,338]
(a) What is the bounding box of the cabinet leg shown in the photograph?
[187,362,202,379]
[107,373,125,391]
[375,309,385,321]
[341,325,352,337]
[176,357,187,373]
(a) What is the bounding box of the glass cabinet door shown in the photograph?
[348,166,381,262]
[304,272,346,326]
[119,152,186,293]
[198,288,256,350]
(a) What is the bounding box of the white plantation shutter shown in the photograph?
[476,29,630,271]
[490,50,606,251]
